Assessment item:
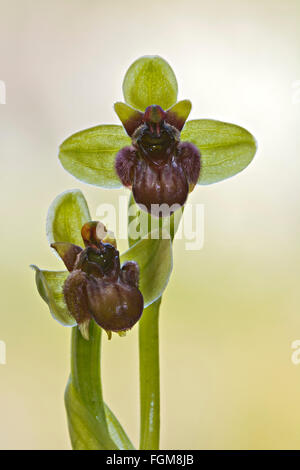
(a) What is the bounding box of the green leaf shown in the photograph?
[59,125,130,189]
[31,266,74,326]
[65,380,134,450]
[121,233,173,308]
[104,404,135,450]
[65,379,114,450]
[123,55,178,111]
[47,189,91,247]
[138,298,161,450]
[181,119,257,185]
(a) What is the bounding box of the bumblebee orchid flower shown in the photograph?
[51,220,144,340]
[59,55,257,217]
[114,101,200,216]
[32,189,172,340]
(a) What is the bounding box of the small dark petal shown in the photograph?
[63,270,91,324]
[165,100,192,131]
[50,242,82,272]
[115,146,137,187]
[114,102,144,136]
[166,112,185,132]
[121,261,140,287]
[87,278,144,332]
[177,142,201,185]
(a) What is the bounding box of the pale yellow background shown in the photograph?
[0,0,300,450]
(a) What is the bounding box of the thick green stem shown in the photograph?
[70,322,106,415]
[139,298,161,450]
[68,321,117,450]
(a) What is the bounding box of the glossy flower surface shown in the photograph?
[52,221,144,337]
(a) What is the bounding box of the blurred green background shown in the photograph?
[1,0,300,450]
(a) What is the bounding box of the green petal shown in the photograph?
[123,55,178,111]
[47,189,91,247]
[181,119,257,184]
[120,233,173,308]
[59,125,130,188]
[114,102,143,136]
[31,266,74,326]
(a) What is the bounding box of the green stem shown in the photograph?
[71,321,105,416]
[139,298,161,450]
[68,321,117,450]
[129,194,182,450]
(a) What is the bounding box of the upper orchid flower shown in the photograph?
[58,56,256,216]
[114,101,200,216]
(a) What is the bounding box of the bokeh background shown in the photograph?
[1,0,300,450]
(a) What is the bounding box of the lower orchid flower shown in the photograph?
[52,220,144,340]
[32,189,172,340]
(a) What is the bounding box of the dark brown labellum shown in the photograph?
[86,278,143,332]
[115,104,201,217]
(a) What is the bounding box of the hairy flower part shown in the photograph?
[115,101,201,217]
[51,221,143,339]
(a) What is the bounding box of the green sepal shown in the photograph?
[32,189,91,326]
[181,119,257,184]
[123,55,178,111]
[59,126,130,189]
[31,266,74,326]
[47,189,91,247]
